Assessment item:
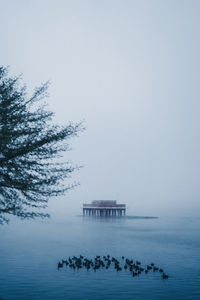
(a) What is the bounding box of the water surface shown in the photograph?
[0,215,199,299]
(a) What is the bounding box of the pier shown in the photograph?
[83,200,126,217]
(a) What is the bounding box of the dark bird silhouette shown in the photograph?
[139,267,144,272]
[57,255,169,281]
[58,262,63,269]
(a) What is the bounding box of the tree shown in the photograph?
[0,66,82,224]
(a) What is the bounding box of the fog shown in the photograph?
[1,0,200,217]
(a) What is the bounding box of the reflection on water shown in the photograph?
[0,215,200,299]
[81,215,127,224]
[80,215,159,222]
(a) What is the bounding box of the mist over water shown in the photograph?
[1,0,200,217]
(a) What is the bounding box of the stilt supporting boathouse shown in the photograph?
[83,200,126,217]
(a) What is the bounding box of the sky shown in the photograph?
[0,0,200,217]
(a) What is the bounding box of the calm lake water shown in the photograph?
[0,214,200,299]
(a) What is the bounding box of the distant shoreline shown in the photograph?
[124,216,159,219]
[77,215,158,219]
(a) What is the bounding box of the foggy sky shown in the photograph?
[1,0,200,217]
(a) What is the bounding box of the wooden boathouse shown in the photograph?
[83,200,126,217]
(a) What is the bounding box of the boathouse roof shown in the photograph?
[83,200,125,208]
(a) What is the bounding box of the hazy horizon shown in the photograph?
[1,0,200,218]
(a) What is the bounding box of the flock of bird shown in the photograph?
[57,255,169,279]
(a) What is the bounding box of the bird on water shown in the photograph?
[57,255,169,280]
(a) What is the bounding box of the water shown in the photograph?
[0,215,200,299]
